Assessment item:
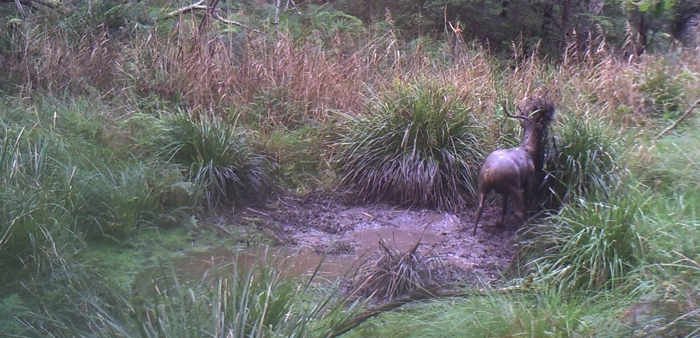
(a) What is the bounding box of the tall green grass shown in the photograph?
[345,287,628,338]
[515,184,646,292]
[333,81,487,210]
[535,111,621,209]
[623,132,700,336]
[27,253,363,338]
[0,124,78,275]
[0,95,197,304]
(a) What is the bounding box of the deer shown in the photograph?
[471,97,556,236]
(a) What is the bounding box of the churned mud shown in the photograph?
[202,191,520,285]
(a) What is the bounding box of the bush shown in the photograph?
[333,81,486,211]
[156,112,273,209]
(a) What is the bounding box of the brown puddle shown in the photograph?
[180,246,355,279]
[134,226,446,289]
[350,227,442,256]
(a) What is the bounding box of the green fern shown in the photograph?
[0,294,29,336]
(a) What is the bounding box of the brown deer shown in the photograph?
[472,97,556,236]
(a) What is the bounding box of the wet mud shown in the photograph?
[201,191,521,284]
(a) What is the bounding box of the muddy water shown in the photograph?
[136,227,446,287]
[135,199,516,288]
[350,227,443,256]
[135,247,354,287]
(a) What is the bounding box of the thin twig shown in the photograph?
[162,0,207,19]
[212,11,260,32]
[214,223,234,237]
[245,207,269,217]
[14,0,26,18]
[656,98,700,139]
[161,0,259,33]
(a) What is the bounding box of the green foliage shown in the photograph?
[346,287,627,338]
[643,127,700,191]
[0,125,76,272]
[277,5,366,47]
[0,294,29,336]
[0,95,198,278]
[333,81,486,211]
[634,256,700,337]
[252,86,315,129]
[537,113,621,209]
[624,0,677,15]
[637,62,689,119]
[637,132,700,260]
[264,127,329,192]
[37,254,363,338]
[69,165,161,240]
[515,185,645,293]
[156,112,273,209]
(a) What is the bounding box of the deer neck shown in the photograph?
[519,126,545,168]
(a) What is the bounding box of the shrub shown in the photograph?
[156,112,272,209]
[333,81,486,211]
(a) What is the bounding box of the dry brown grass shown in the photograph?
[6,16,700,133]
[352,238,445,301]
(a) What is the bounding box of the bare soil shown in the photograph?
[219,190,519,285]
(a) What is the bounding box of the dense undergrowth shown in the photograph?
[1,3,700,337]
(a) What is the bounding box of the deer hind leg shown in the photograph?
[501,185,525,228]
[472,193,486,236]
[511,189,526,225]
[500,194,508,224]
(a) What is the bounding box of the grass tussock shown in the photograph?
[514,184,645,292]
[536,112,622,209]
[155,111,272,209]
[333,81,486,210]
[353,239,443,301]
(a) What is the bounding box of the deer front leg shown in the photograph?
[504,185,525,226]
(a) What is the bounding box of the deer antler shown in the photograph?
[501,100,529,120]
